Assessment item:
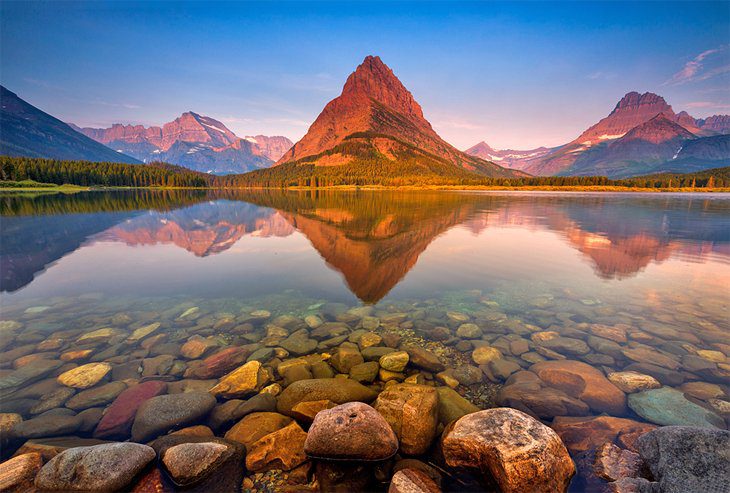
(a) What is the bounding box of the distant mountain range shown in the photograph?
[70,115,293,174]
[2,67,730,180]
[467,91,730,178]
[267,55,521,180]
[0,86,140,164]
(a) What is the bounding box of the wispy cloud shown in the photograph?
[665,45,730,85]
[89,100,141,110]
[586,71,616,80]
[683,101,730,111]
[684,101,715,108]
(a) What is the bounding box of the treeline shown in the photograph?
[621,167,729,188]
[0,189,211,216]
[1,155,727,189]
[230,163,730,188]
[0,156,211,188]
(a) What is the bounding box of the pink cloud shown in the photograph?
[665,45,729,85]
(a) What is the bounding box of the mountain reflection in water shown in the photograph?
[1,190,729,303]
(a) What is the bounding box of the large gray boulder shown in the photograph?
[637,426,730,493]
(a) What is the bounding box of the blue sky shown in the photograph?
[2,1,729,149]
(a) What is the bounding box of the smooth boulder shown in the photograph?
[628,387,725,428]
[94,381,167,439]
[531,360,627,415]
[276,378,378,416]
[131,392,216,442]
[34,442,155,491]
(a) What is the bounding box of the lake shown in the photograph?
[1,189,729,491]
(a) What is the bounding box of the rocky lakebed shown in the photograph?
[0,290,728,492]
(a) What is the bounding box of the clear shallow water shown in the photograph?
[1,190,729,490]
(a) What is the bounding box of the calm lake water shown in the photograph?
[1,189,728,490]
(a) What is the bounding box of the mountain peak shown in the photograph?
[612,92,671,114]
[340,55,424,119]
[622,112,695,143]
[273,57,518,178]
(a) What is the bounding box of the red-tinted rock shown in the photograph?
[185,347,250,379]
[551,415,657,453]
[531,360,627,415]
[94,381,167,439]
[594,442,643,481]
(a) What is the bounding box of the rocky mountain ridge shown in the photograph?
[467,91,730,177]
[72,113,293,175]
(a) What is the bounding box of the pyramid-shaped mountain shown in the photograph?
[263,56,520,182]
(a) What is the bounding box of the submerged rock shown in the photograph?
[593,442,643,482]
[531,360,627,415]
[628,387,725,428]
[245,421,308,472]
[34,442,155,491]
[150,435,244,491]
[209,361,270,398]
[436,386,480,425]
[131,392,216,442]
[442,408,575,493]
[551,415,657,453]
[11,414,82,439]
[607,371,661,393]
[94,381,167,439]
[224,412,292,451]
[206,393,277,432]
[65,381,126,411]
[56,363,111,389]
[276,378,378,416]
[304,402,398,461]
[403,346,444,373]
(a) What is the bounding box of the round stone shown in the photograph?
[472,346,502,365]
[304,402,398,461]
[456,324,482,339]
